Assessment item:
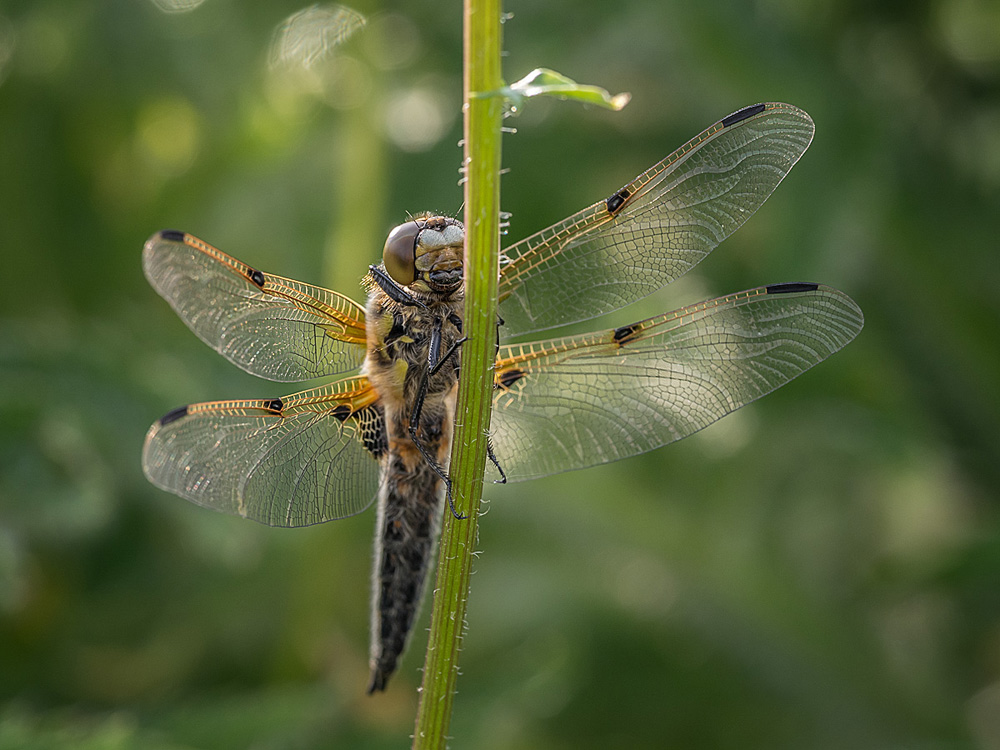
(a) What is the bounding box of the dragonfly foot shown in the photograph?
[445,478,468,521]
[487,436,507,484]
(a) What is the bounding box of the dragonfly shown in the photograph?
[141,102,864,693]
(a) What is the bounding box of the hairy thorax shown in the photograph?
[363,216,466,443]
[364,288,464,436]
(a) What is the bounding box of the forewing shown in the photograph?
[143,230,368,382]
[490,284,863,480]
[498,103,815,337]
[142,376,385,527]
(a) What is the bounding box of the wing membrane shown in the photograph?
[143,230,368,382]
[498,103,815,337]
[142,376,385,527]
[490,284,863,480]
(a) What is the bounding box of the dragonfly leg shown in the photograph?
[408,385,466,520]
[428,311,466,377]
[428,335,467,377]
[487,436,507,484]
[368,264,427,309]
[408,316,468,520]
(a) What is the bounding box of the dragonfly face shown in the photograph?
[141,102,863,693]
[382,215,465,293]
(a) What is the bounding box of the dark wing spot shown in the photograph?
[159,229,186,242]
[497,367,524,390]
[613,323,639,345]
[158,405,189,426]
[766,282,819,295]
[330,404,352,421]
[606,188,631,214]
[264,397,283,413]
[248,268,266,288]
[721,103,766,127]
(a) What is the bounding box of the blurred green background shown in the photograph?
[2,0,999,747]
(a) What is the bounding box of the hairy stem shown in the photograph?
[411,0,503,747]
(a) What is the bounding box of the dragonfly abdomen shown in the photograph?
[367,427,449,693]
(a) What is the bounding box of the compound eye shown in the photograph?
[382,221,421,286]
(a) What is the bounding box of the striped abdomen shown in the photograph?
[366,415,451,693]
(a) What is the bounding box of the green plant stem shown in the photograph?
[412,0,502,746]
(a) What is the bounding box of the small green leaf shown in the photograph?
[501,67,630,113]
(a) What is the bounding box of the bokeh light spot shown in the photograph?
[17,9,70,79]
[0,14,15,87]
[136,96,201,175]
[383,86,454,152]
[270,4,366,70]
[363,13,421,71]
[936,0,1000,66]
[148,0,207,13]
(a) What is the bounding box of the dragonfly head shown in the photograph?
[383,215,465,295]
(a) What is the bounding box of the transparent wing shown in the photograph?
[498,103,815,338]
[143,230,368,382]
[490,283,863,480]
[142,376,385,527]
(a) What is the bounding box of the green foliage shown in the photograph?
[501,67,630,113]
[2,0,999,748]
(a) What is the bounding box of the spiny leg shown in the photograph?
[429,335,468,377]
[487,435,507,484]
[407,316,469,519]
[369,264,427,309]
[484,313,506,483]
